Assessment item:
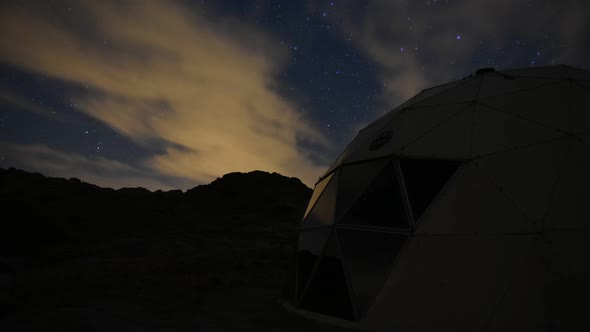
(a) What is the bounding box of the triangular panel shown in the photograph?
[477,138,571,222]
[544,139,590,229]
[296,229,331,301]
[396,79,466,109]
[410,77,481,107]
[302,171,339,228]
[324,147,351,177]
[540,230,590,329]
[328,108,404,168]
[366,236,539,331]
[336,159,390,220]
[300,232,355,320]
[571,83,590,133]
[303,172,334,220]
[337,229,407,318]
[478,74,556,100]
[358,108,405,138]
[472,104,565,156]
[396,107,474,159]
[416,162,534,235]
[478,81,570,133]
[373,104,472,158]
[399,158,462,223]
[324,130,378,175]
[339,160,409,229]
[565,66,590,81]
[578,81,590,91]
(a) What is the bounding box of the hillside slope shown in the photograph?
[0,168,359,332]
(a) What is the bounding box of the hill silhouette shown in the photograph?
[0,168,358,332]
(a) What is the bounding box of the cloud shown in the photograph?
[324,0,590,106]
[0,88,80,126]
[0,142,183,190]
[0,1,330,187]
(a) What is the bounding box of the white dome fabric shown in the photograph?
[294,65,590,331]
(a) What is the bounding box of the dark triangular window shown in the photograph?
[296,229,331,302]
[339,160,409,229]
[336,159,389,221]
[399,158,462,223]
[337,229,407,318]
[300,232,356,320]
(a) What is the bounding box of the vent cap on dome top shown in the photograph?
[475,67,496,75]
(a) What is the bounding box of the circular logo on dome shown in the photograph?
[369,130,393,151]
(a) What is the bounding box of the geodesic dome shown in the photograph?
[295,65,590,331]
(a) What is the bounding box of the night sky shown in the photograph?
[1,0,589,190]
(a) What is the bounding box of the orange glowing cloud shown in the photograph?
[0,2,330,187]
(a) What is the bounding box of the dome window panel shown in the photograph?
[300,232,356,320]
[338,160,409,229]
[398,158,462,223]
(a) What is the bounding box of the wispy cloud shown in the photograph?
[0,89,75,124]
[0,1,330,187]
[324,0,590,107]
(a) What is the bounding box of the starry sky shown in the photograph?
[0,0,589,190]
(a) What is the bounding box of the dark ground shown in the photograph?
[0,168,362,332]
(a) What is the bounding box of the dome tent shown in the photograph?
[294,65,590,331]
